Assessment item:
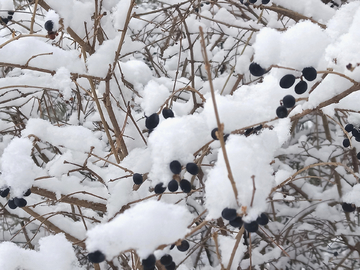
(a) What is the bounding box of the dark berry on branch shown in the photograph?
[282,95,296,108]
[180,179,192,193]
[0,18,9,24]
[132,173,143,185]
[186,162,199,175]
[249,0,257,3]
[162,108,174,119]
[166,262,176,270]
[294,80,308,94]
[345,124,354,132]
[7,16,12,20]
[14,197,27,207]
[229,216,243,228]
[342,139,350,148]
[245,128,254,136]
[8,199,17,209]
[357,152,360,160]
[221,208,237,221]
[88,250,106,263]
[0,188,9,198]
[352,129,359,137]
[168,179,179,192]
[249,62,266,77]
[302,67,317,81]
[244,221,258,232]
[170,160,182,174]
[160,254,173,266]
[154,183,166,194]
[355,136,360,142]
[262,0,270,4]
[44,20,54,32]
[256,213,269,225]
[142,254,156,268]
[23,189,31,197]
[279,74,296,88]
[276,106,288,118]
[342,202,356,212]
[145,113,159,130]
[177,240,190,252]
[211,128,219,140]
[254,125,263,131]
[8,11,14,15]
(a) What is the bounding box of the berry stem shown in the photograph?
[199,26,239,205]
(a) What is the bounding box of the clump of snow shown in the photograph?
[0,233,84,270]
[86,200,193,258]
[0,137,39,197]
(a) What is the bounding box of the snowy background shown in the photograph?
[0,0,360,269]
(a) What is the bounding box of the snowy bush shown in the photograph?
[0,0,360,269]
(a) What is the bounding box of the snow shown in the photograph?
[0,233,84,270]
[86,200,193,259]
[1,0,360,269]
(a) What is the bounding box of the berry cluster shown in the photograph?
[0,11,14,25]
[132,160,199,194]
[0,187,31,209]
[342,124,360,159]
[44,20,58,40]
[276,67,317,118]
[221,207,269,232]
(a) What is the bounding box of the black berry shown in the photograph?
[249,0,257,3]
[342,139,350,148]
[221,208,237,221]
[249,62,266,77]
[170,160,182,174]
[357,152,360,160]
[245,128,254,136]
[166,262,176,270]
[132,173,143,185]
[177,240,190,252]
[8,199,17,209]
[302,67,317,81]
[14,197,27,207]
[180,179,192,193]
[211,128,219,140]
[7,16,12,20]
[355,136,360,142]
[345,124,354,132]
[262,0,270,3]
[229,216,243,228]
[276,106,288,118]
[8,11,14,16]
[142,254,156,268]
[0,17,9,24]
[279,74,296,89]
[168,179,179,192]
[88,250,106,263]
[352,129,359,137]
[154,183,166,194]
[0,188,9,198]
[162,108,174,119]
[342,202,356,212]
[186,162,199,175]
[294,80,308,94]
[23,189,31,197]
[160,254,173,266]
[244,221,258,232]
[256,213,269,225]
[145,113,160,130]
[282,95,296,108]
[44,20,54,32]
